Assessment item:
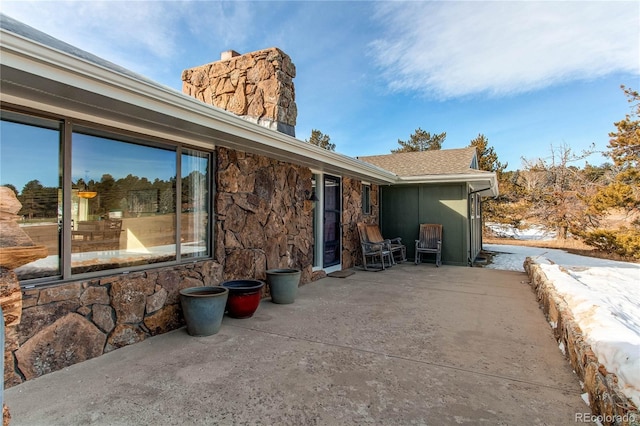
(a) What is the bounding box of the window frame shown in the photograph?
[361,183,371,215]
[1,107,214,287]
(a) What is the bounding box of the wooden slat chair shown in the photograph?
[365,224,406,264]
[415,224,443,267]
[357,222,393,271]
[100,219,123,251]
[72,219,122,252]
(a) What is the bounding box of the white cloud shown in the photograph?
[182,1,255,49]
[2,1,263,77]
[370,1,640,99]
[1,1,185,71]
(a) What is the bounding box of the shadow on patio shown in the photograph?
[5,264,587,424]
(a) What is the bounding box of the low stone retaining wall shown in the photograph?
[524,258,639,426]
[3,260,222,388]
[4,260,324,389]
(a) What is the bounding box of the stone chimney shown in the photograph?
[182,47,297,137]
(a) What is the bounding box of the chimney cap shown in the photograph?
[221,50,241,61]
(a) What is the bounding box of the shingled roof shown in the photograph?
[357,147,483,177]
[357,147,498,196]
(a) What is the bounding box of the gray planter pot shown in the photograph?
[179,286,228,336]
[266,269,301,304]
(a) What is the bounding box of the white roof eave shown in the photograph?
[397,173,499,197]
[0,26,397,185]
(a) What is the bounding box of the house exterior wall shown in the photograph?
[3,260,221,387]
[341,178,380,269]
[215,146,315,283]
[1,144,323,388]
[379,183,471,266]
[0,41,392,390]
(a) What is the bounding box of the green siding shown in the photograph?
[380,183,470,266]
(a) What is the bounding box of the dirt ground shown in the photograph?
[483,236,637,263]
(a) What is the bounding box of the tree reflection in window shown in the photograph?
[1,112,211,282]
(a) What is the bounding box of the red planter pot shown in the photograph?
[221,280,265,319]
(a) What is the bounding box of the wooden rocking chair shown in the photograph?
[357,222,393,271]
[365,224,406,264]
[415,224,443,267]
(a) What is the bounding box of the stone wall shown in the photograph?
[4,260,221,387]
[525,259,639,424]
[215,147,315,284]
[3,144,318,388]
[342,178,379,269]
[182,48,297,136]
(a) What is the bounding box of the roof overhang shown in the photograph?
[397,173,499,197]
[0,24,397,185]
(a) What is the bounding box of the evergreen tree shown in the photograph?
[593,85,640,211]
[306,129,335,151]
[608,85,640,170]
[580,85,640,259]
[468,134,507,173]
[19,180,46,220]
[392,128,445,153]
[3,184,18,197]
[468,134,508,225]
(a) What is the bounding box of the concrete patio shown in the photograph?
[5,264,588,425]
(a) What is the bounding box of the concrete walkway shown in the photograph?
[5,264,587,425]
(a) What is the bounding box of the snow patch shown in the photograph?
[558,340,566,355]
[484,242,640,408]
[486,222,556,240]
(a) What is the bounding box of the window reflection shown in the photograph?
[0,116,62,279]
[70,132,177,273]
[181,151,209,259]
[1,112,212,283]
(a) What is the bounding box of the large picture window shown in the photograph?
[0,114,62,278]
[0,111,211,284]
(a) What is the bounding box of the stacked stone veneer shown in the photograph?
[341,178,380,269]
[182,48,297,136]
[5,261,220,386]
[215,147,316,283]
[524,259,639,424]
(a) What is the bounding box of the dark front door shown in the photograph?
[323,175,341,268]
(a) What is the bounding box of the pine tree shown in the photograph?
[391,128,445,153]
[468,134,509,225]
[601,85,640,207]
[469,134,507,173]
[580,85,640,259]
[587,86,640,213]
[306,129,335,151]
[608,86,640,170]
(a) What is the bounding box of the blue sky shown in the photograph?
[2,1,639,171]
